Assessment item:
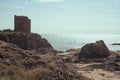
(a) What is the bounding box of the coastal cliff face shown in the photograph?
[0,31,53,50]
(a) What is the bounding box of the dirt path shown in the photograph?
[75,63,120,80]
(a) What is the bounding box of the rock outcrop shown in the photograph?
[0,31,53,50]
[0,40,89,80]
[78,40,110,59]
[104,52,120,71]
[111,43,120,45]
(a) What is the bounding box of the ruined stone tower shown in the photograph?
[14,15,31,33]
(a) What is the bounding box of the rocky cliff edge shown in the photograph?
[0,30,53,51]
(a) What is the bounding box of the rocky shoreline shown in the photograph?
[57,49,120,80]
[0,30,120,80]
[56,40,120,80]
[111,43,120,45]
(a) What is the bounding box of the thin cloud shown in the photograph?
[36,0,64,3]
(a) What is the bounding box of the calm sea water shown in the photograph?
[41,34,120,51]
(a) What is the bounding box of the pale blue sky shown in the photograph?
[0,0,120,34]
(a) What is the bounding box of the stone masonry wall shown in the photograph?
[14,15,31,33]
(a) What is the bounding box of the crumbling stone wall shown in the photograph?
[14,15,31,33]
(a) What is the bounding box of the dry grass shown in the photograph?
[0,40,90,80]
[0,63,90,80]
[0,64,25,80]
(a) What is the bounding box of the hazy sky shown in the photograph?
[0,0,120,34]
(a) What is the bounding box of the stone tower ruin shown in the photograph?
[14,15,31,33]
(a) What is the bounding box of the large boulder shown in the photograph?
[0,31,53,50]
[78,40,110,58]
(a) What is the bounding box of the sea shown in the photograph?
[41,34,120,51]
